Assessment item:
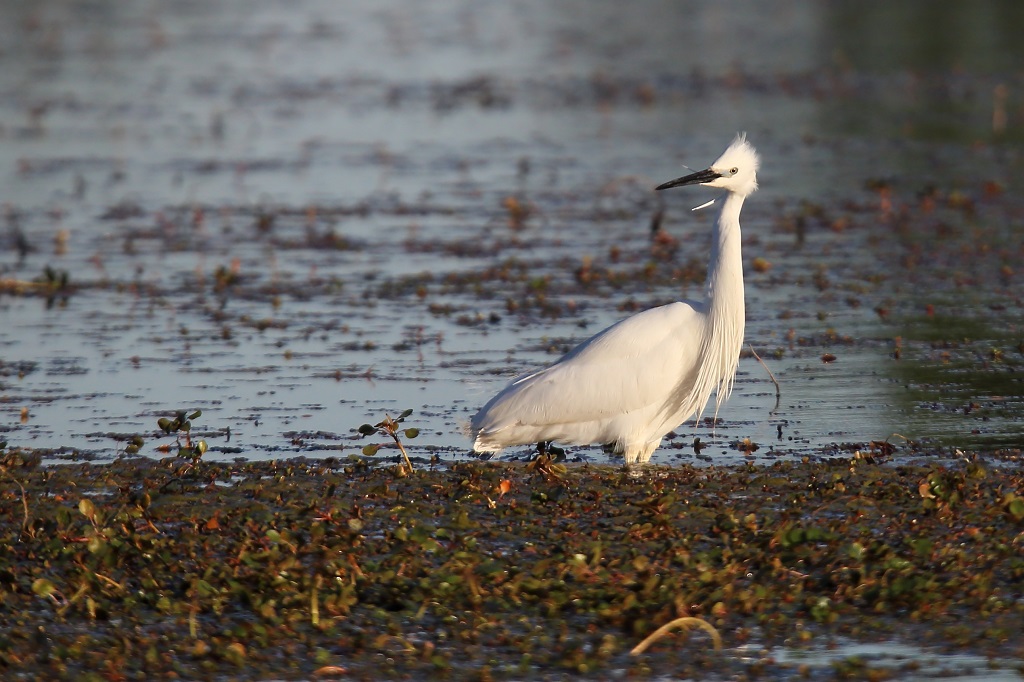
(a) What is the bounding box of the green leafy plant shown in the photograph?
[41,265,70,291]
[123,435,145,456]
[158,409,208,470]
[41,265,71,308]
[357,409,418,473]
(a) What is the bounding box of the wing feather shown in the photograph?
[473,302,705,437]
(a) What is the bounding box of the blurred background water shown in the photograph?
[1,0,1022,463]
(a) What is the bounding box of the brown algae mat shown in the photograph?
[1,449,1023,680]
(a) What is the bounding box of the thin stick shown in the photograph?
[380,414,414,474]
[1,469,33,539]
[630,616,722,655]
[390,432,414,473]
[748,344,780,399]
[16,477,31,537]
[92,571,125,591]
[311,575,321,627]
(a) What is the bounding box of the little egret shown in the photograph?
[471,134,759,464]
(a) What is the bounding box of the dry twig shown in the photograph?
[630,616,722,655]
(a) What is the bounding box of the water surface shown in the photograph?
[1,0,1022,464]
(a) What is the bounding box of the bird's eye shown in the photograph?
[730,167,739,175]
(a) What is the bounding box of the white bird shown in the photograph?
[471,134,759,464]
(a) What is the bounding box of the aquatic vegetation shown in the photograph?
[0,265,71,307]
[0,454,1021,679]
[357,409,419,473]
[156,409,208,472]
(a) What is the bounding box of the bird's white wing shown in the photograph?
[474,301,706,434]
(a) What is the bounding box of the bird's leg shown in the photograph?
[530,441,552,469]
[535,441,568,462]
[526,444,567,480]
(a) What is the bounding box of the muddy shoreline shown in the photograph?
[2,448,1022,679]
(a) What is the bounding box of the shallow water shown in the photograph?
[771,639,1024,681]
[1,0,1022,465]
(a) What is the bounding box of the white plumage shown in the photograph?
[471,135,760,464]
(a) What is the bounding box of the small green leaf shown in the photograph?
[362,444,380,456]
[452,509,476,529]
[196,440,208,456]
[79,498,96,519]
[399,408,414,420]
[188,410,203,421]
[403,428,420,439]
[910,538,934,557]
[32,578,57,598]
[357,424,376,436]
[180,421,191,432]
[157,418,173,432]
[193,579,216,597]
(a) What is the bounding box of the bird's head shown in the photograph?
[655,134,759,198]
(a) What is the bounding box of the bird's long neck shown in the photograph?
[705,191,746,325]
[700,190,746,411]
[664,189,748,426]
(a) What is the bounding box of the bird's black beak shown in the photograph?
[655,168,720,191]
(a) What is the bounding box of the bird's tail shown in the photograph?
[462,419,503,454]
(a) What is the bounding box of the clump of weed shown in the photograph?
[157,409,208,473]
[357,408,419,473]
